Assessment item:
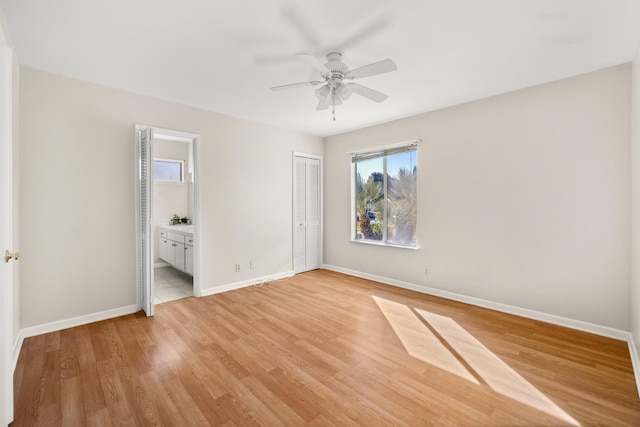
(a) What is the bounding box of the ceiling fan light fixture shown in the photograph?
[340,83,354,100]
[314,85,330,99]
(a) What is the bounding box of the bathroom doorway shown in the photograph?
[135,125,200,316]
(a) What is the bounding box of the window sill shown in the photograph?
[350,239,420,250]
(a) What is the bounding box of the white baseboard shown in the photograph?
[12,266,639,397]
[322,264,630,341]
[12,270,295,372]
[323,264,640,395]
[200,271,295,297]
[12,329,24,372]
[154,262,170,268]
[629,335,640,397]
[13,304,139,372]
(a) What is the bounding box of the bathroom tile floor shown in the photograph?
[154,266,193,304]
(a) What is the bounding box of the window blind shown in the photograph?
[351,142,417,163]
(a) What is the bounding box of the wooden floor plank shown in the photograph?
[12,269,640,426]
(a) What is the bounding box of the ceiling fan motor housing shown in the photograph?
[325,53,347,78]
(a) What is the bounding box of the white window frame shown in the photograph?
[350,141,419,249]
[153,158,185,183]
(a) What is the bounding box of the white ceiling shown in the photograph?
[2,0,640,137]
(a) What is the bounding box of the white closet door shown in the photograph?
[294,156,307,272]
[0,43,15,426]
[305,158,320,268]
[293,154,321,273]
[138,128,154,316]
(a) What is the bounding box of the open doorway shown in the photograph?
[135,125,200,316]
[153,136,195,303]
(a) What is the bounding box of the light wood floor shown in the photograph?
[12,270,640,426]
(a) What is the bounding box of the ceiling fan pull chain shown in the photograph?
[332,91,337,121]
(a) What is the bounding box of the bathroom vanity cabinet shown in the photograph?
[158,226,193,275]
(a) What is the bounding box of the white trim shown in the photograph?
[19,304,139,342]
[192,136,201,297]
[12,329,22,372]
[629,335,640,397]
[138,125,197,143]
[322,264,630,341]
[350,144,419,248]
[200,271,295,297]
[11,269,291,369]
[346,138,421,155]
[350,161,356,241]
[12,304,139,373]
[10,266,639,397]
[134,127,141,310]
[0,43,13,425]
[349,239,420,250]
[293,152,323,160]
[325,263,640,389]
[152,133,193,143]
[134,125,202,306]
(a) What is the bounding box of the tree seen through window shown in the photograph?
[353,146,417,247]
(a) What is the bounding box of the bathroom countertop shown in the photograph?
[158,224,193,235]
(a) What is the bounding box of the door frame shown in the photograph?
[135,125,201,314]
[0,42,14,425]
[292,152,323,274]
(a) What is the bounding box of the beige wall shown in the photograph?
[16,60,636,334]
[19,67,323,328]
[325,65,631,331]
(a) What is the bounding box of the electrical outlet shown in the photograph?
[424,267,430,277]
[235,263,241,272]
[250,260,255,269]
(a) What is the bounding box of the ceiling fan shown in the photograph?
[270,52,397,120]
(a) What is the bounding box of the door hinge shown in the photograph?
[4,250,19,263]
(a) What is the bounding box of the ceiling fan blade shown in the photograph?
[270,81,324,91]
[334,15,392,52]
[348,83,389,102]
[333,1,392,50]
[297,53,330,75]
[281,4,321,50]
[347,59,397,79]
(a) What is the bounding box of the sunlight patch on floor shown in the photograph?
[373,296,580,426]
[372,296,479,384]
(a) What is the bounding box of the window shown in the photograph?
[153,159,184,183]
[352,142,417,247]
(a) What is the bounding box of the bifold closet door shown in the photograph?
[137,127,154,316]
[293,155,321,273]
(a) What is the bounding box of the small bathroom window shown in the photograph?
[154,159,184,183]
